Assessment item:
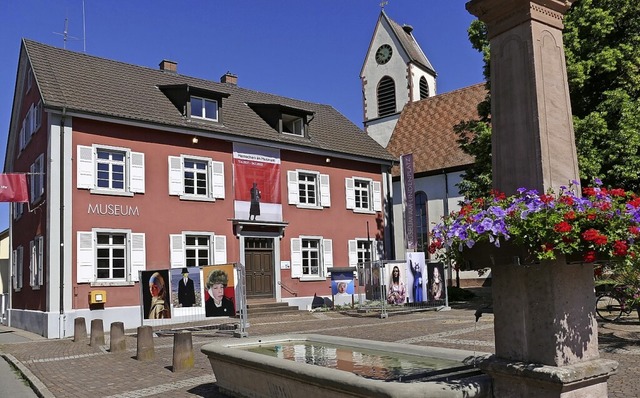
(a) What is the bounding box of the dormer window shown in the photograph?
[283,114,304,136]
[191,96,218,121]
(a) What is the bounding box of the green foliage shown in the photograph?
[458,0,640,195]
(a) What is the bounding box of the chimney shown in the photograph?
[220,72,238,85]
[159,59,177,73]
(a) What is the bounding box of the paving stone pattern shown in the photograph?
[0,304,638,397]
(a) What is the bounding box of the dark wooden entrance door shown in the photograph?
[244,238,274,298]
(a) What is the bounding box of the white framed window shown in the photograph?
[290,236,333,280]
[13,202,24,220]
[287,170,330,208]
[12,246,24,291]
[282,114,304,136]
[77,145,145,195]
[345,177,382,213]
[76,230,146,284]
[191,96,218,121]
[170,232,227,268]
[168,155,224,201]
[30,236,44,289]
[348,239,383,267]
[30,154,45,203]
[19,102,42,153]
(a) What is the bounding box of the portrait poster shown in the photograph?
[170,267,202,309]
[427,262,446,302]
[233,143,282,222]
[331,271,354,295]
[202,264,236,317]
[406,251,426,303]
[385,263,407,305]
[140,269,172,320]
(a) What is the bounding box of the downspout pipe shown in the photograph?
[59,107,66,338]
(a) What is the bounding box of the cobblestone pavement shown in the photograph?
[0,303,638,397]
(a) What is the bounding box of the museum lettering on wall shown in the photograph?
[88,203,140,216]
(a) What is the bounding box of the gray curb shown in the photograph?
[1,353,56,398]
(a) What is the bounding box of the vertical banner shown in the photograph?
[385,264,406,305]
[233,143,282,222]
[0,173,29,202]
[331,271,355,296]
[400,154,416,251]
[170,267,202,309]
[406,251,426,303]
[203,264,236,317]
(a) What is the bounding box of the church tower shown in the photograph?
[361,10,437,148]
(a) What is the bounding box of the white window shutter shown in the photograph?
[345,178,355,209]
[35,101,42,131]
[214,235,227,265]
[77,232,95,283]
[29,240,35,287]
[322,239,333,276]
[130,233,146,282]
[19,124,25,151]
[29,162,36,203]
[168,156,183,196]
[77,145,95,189]
[129,151,145,193]
[36,154,44,199]
[290,238,302,278]
[373,181,382,211]
[37,236,44,286]
[170,234,185,268]
[320,174,331,207]
[211,161,225,199]
[17,246,23,289]
[11,249,17,290]
[348,240,358,267]
[287,170,299,205]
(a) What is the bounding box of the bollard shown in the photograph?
[109,322,126,353]
[172,331,194,372]
[73,317,87,343]
[90,319,105,347]
[136,325,154,361]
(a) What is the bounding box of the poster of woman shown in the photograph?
[406,252,426,303]
[428,262,445,302]
[140,269,171,319]
[202,264,236,317]
[386,264,406,305]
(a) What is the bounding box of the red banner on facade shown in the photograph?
[0,174,29,202]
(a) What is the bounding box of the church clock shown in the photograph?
[375,44,393,65]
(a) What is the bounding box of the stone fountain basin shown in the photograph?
[201,334,492,398]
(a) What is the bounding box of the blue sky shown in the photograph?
[0,0,484,230]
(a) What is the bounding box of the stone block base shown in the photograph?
[480,356,618,397]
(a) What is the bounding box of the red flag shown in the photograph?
[0,174,29,202]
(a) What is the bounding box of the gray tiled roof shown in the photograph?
[23,39,395,163]
[383,11,436,75]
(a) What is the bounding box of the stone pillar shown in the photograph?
[136,325,154,361]
[109,322,126,353]
[464,1,618,395]
[466,0,580,197]
[90,319,105,347]
[172,331,194,372]
[73,317,87,343]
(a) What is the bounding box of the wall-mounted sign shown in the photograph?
[88,203,140,216]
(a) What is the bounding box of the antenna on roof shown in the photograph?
[82,0,86,52]
[53,18,79,49]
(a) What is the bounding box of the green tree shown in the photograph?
[457,0,640,196]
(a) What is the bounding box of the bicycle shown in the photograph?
[595,284,638,322]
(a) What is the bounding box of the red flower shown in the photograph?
[583,187,596,197]
[581,229,600,241]
[587,214,597,221]
[542,242,554,252]
[598,202,611,211]
[629,226,640,236]
[559,195,574,205]
[540,194,554,204]
[613,240,628,256]
[553,221,572,233]
[491,190,506,200]
[583,251,597,262]
[563,211,576,220]
[610,188,626,197]
[593,234,608,246]
[428,239,443,254]
[628,197,640,208]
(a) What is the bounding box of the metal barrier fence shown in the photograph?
[0,293,6,325]
[352,259,449,318]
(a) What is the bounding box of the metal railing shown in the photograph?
[277,281,298,297]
